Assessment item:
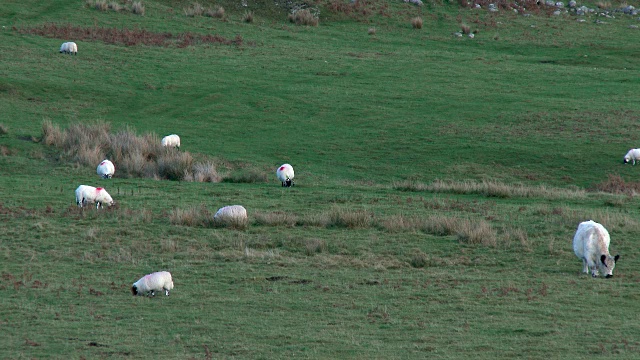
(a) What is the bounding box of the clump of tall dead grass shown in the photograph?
[254,211,298,227]
[411,17,423,29]
[303,238,326,255]
[184,2,205,16]
[108,2,123,11]
[288,9,319,26]
[393,179,587,200]
[205,5,225,18]
[368,27,376,35]
[592,174,640,195]
[40,120,222,182]
[327,207,374,228]
[0,124,8,135]
[242,11,254,23]
[132,1,145,15]
[185,162,222,182]
[169,206,211,227]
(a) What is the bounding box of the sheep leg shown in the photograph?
[582,259,588,274]
[150,290,155,297]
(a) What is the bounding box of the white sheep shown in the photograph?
[276,163,295,187]
[96,159,115,179]
[59,42,78,55]
[573,220,620,278]
[161,134,181,149]
[75,185,114,209]
[131,271,174,297]
[623,149,640,165]
[214,205,248,227]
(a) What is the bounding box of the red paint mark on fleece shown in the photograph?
[100,161,106,166]
[96,187,103,192]
[279,166,286,171]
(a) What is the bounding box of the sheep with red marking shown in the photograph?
[161,134,181,149]
[75,185,115,209]
[96,159,115,179]
[131,271,174,297]
[59,42,78,55]
[573,220,620,278]
[276,163,295,187]
[623,149,640,165]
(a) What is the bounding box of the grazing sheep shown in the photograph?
[623,149,640,165]
[276,163,295,187]
[59,42,78,55]
[573,220,620,278]
[214,205,248,227]
[131,271,174,297]
[161,134,181,149]
[96,159,115,179]
[75,185,114,209]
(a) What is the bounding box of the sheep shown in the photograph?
[75,185,115,209]
[96,159,115,179]
[276,163,295,187]
[623,149,640,165]
[214,205,248,228]
[161,134,180,149]
[59,42,78,55]
[131,271,174,297]
[572,220,620,278]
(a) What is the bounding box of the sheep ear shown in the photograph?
[601,254,607,266]
[615,254,620,262]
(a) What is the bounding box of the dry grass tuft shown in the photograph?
[205,5,225,18]
[461,24,471,34]
[377,214,422,232]
[592,174,640,195]
[94,0,108,11]
[242,11,254,23]
[41,120,224,182]
[184,2,205,16]
[158,151,193,181]
[0,124,9,135]
[394,179,587,200]
[304,238,326,255]
[188,162,222,182]
[455,220,497,246]
[328,207,373,228]
[596,1,611,8]
[409,250,428,268]
[288,9,319,26]
[368,27,376,35]
[108,2,122,11]
[411,17,423,29]
[169,206,210,227]
[254,211,298,227]
[131,1,145,15]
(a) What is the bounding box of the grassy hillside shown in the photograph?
[2,0,640,358]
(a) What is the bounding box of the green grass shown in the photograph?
[2,0,640,358]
